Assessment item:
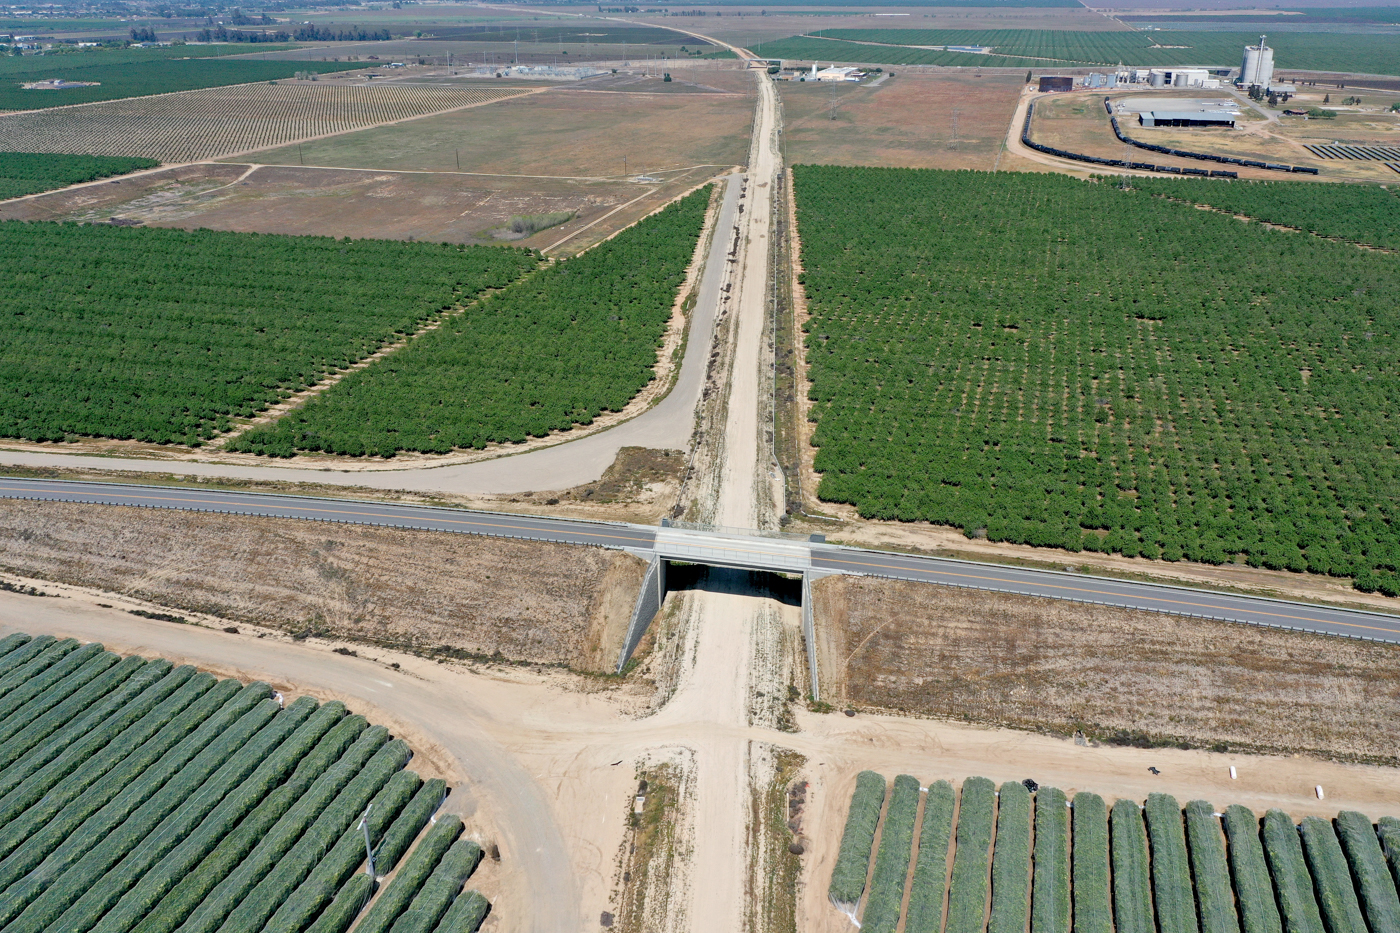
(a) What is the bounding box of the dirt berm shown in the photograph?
[0,500,645,671]
[814,575,1400,766]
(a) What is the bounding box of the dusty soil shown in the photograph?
[243,81,753,180]
[812,574,1400,765]
[0,499,646,671]
[0,162,697,256]
[780,72,1025,170]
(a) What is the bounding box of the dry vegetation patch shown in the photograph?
[0,83,531,163]
[815,575,1400,765]
[0,500,645,670]
[247,83,752,177]
[781,72,1023,170]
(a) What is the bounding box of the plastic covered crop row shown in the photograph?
[862,774,920,933]
[1110,799,1153,933]
[0,655,147,770]
[1298,816,1366,933]
[305,873,377,933]
[1261,809,1323,933]
[389,838,484,933]
[261,769,422,933]
[1071,792,1110,933]
[1333,810,1400,933]
[828,770,887,905]
[175,721,387,933]
[356,815,466,933]
[988,782,1031,933]
[904,780,954,933]
[1222,806,1280,933]
[376,779,448,875]
[89,700,348,933]
[212,739,412,933]
[1144,793,1196,933]
[434,890,490,933]
[946,776,996,933]
[1183,801,1239,933]
[129,712,368,933]
[0,642,113,736]
[1031,787,1068,933]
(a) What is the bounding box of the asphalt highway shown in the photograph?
[6,477,1399,643]
[810,547,1400,643]
[0,478,655,552]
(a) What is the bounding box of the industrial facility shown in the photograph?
[1239,36,1274,88]
[1138,111,1236,128]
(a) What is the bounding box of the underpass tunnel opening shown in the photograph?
[662,562,802,606]
[614,558,809,674]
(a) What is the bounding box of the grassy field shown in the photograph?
[779,72,1021,170]
[248,82,753,177]
[815,575,1400,763]
[0,83,530,163]
[0,631,487,933]
[794,166,1400,593]
[761,29,1400,75]
[830,773,1400,933]
[0,222,534,446]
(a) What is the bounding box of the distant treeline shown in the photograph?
[193,23,391,42]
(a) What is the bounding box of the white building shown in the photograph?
[1239,36,1275,87]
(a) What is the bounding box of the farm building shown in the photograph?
[1139,111,1236,128]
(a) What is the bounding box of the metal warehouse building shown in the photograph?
[1139,111,1237,128]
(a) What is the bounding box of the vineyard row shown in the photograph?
[831,770,1400,933]
[0,631,491,933]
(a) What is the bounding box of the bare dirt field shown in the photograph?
[0,161,687,254]
[0,499,646,670]
[780,71,1023,170]
[243,80,754,179]
[0,82,532,163]
[812,575,1400,765]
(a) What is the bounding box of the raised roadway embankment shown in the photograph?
[4,477,1398,644]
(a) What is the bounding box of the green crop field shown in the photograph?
[832,772,1400,933]
[0,152,157,200]
[0,631,491,933]
[761,29,1400,75]
[0,223,536,446]
[232,186,710,458]
[793,166,1400,595]
[0,54,364,111]
[1125,179,1400,252]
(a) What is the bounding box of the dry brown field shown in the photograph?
[0,500,646,671]
[781,71,1023,170]
[0,82,532,163]
[243,80,754,179]
[0,160,695,255]
[813,575,1400,765]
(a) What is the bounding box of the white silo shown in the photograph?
[1239,35,1274,87]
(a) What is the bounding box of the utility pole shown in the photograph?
[456,148,460,169]
[359,805,375,878]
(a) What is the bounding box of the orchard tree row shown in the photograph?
[793,166,1400,594]
[231,186,710,458]
[0,222,537,447]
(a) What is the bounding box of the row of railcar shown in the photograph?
[1021,104,1238,178]
[1105,101,1319,175]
